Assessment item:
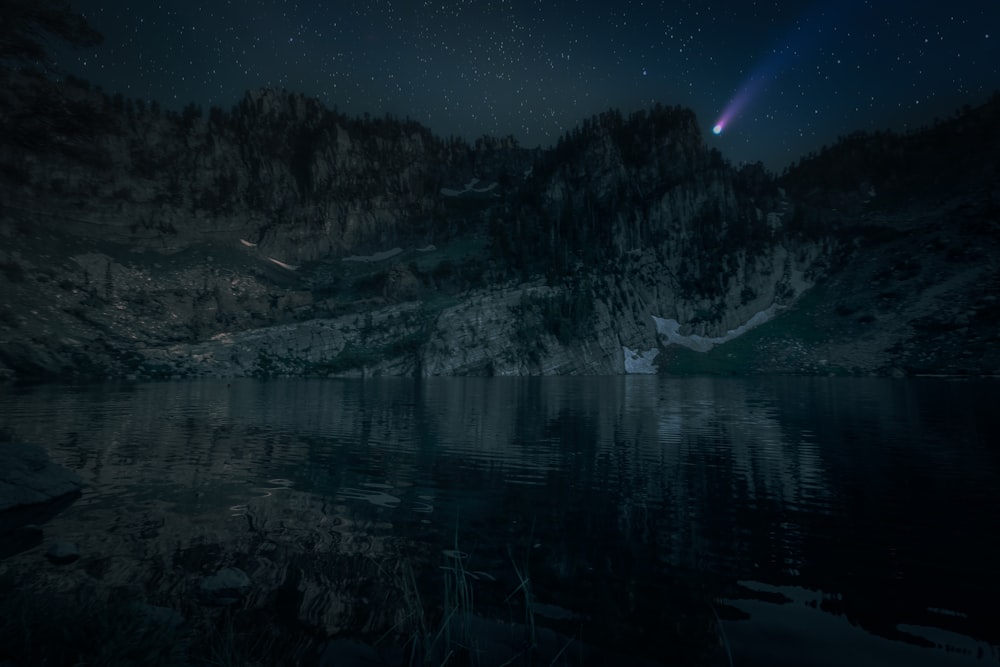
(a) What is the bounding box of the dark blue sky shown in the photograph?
[57,0,998,171]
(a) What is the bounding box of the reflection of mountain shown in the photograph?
[1,377,998,662]
[673,378,1000,660]
[754,379,1000,652]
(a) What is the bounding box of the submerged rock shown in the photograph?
[198,566,252,605]
[45,541,80,564]
[137,603,186,631]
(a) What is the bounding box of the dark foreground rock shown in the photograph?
[45,540,81,564]
[0,441,82,558]
[317,613,703,667]
[0,441,82,512]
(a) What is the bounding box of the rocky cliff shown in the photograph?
[1,68,998,380]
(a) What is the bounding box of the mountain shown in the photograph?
[1,67,998,381]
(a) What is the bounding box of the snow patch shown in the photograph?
[267,257,298,271]
[342,247,403,263]
[239,239,257,247]
[927,607,968,619]
[787,267,812,298]
[623,346,659,374]
[441,177,499,198]
[653,305,779,352]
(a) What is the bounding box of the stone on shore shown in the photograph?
[0,441,82,513]
[1,441,83,559]
[45,540,80,564]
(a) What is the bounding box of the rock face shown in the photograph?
[1,71,998,379]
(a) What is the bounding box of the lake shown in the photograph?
[1,376,998,666]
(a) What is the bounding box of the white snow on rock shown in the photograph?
[440,177,499,197]
[342,248,403,263]
[267,257,298,271]
[239,239,257,247]
[623,346,659,374]
[653,304,779,352]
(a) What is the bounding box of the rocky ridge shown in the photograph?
[1,69,998,380]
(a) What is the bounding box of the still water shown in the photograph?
[1,376,998,666]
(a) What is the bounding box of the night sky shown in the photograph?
[55,0,999,171]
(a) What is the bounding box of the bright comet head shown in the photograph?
[712,123,723,135]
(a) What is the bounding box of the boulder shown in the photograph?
[45,540,80,564]
[0,442,82,559]
[0,441,82,512]
[198,566,252,606]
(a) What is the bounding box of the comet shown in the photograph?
[713,74,767,138]
[711,4,850,137]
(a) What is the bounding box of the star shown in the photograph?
[55,0,1000,171]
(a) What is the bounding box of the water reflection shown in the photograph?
[1,376,998,665]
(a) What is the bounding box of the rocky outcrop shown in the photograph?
[119,236,824,379]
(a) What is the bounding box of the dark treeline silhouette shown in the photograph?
[780,92,1000,206]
